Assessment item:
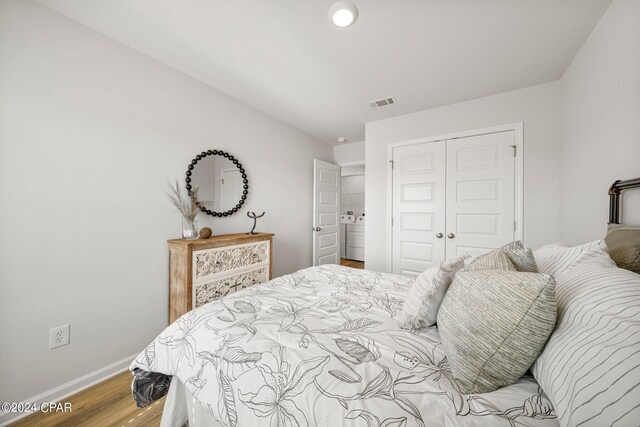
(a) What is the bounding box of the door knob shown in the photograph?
[447,233,455,239]
[436,232,444,239]
[315,227,322,231]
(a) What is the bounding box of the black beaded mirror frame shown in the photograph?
[185,149,248,217]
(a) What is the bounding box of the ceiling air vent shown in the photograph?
[369,96,397,108]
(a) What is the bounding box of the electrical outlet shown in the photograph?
[50,324,70,349]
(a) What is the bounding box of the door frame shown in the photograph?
[336,160,365,262]
[386,122,524,273]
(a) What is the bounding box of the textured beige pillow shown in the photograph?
[501,241,539,272]
[399,255,468,329]
[605,224,640,274]
[437,270,557,394]
[463,249,516,272]
[465,241,538,272]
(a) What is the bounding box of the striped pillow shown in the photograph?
[533,239,607,277]
[531,251,640,426]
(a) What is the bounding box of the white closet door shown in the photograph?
[392,142,446,276]
[445,131,515,260]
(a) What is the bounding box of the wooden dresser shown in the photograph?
[168,232,273,323]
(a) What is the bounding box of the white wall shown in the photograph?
[0,0,331,408]
[559,0,640,243]
[341,175,365,216]
[342,164,365,176]
[365,82,561,272]
[341,175,365,195]
[333,141,365,165]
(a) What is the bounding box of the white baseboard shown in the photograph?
[0,354,137,426]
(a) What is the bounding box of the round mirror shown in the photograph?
[185,150,248,217]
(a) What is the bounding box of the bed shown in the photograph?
[131,177,640,426]
[132,265,556,427]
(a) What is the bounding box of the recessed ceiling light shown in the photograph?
[329,2,358,28]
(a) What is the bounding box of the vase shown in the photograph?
[182,218,199,240]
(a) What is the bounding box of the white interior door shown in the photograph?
[313,159,340,266]
[445,131,516,259]
[392,142,446,276]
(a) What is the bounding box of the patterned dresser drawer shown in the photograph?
[193,241,269,280]
[194,266,269,308]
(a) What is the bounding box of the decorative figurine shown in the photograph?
[198,227,213,239]
[247,211,265,235]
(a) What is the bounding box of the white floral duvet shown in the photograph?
[131,265,558,427]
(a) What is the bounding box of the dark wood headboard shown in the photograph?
[608,177,640,224]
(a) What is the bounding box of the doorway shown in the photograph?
[340,164,365,268]
[312,159,366,269]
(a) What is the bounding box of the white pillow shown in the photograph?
[533,239,607,277]
[531,250,640,426]
[399,255,468,329]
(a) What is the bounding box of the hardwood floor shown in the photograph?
[10,372,164,427]
[340,258,364,269]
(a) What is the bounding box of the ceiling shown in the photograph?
[36,0,611,145]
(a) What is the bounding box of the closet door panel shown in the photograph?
[392,142,446,276]
[445,131,515,259]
